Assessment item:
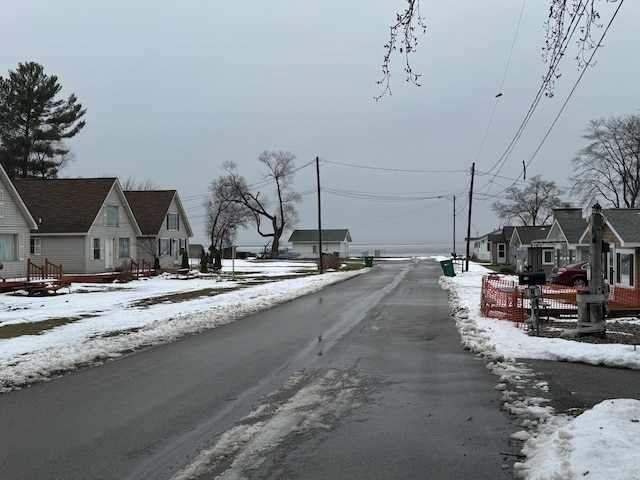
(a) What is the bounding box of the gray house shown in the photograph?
[124,190,193,269]
[288,229,352,258]
[0,164,38,279]
[509,225,552,274]
[593,209,640,288]
[14,178,142,274]
[543,207,589,266]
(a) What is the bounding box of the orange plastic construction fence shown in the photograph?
[480,275,640,325]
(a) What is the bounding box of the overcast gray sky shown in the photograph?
[3,1,637,250]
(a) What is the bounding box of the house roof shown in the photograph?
[554,216,588,244]
[125,190,193,237]
[0,165,38,230]
[602,209,640,246]
[488,226,514,243]
[511,225,551,245]
[13,177,137,234]
[288,229,352,243]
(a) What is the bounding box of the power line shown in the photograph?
[323,159,467,174]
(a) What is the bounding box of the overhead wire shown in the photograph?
[475,0,624,204]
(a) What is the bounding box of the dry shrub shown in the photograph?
[319,253,341,271]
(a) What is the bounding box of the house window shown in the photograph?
[617,253,635,287]
[159,238,171,257]
[118,238,130,258]
[312,245,317,254]
[498,244,505,259]
[93,238,101,260]
[486,242,491,252]
[0,234,17,261]
[167,213,179,230]
[30,238,41,256]
[179,238,187,255]
[106,205,119,227]
[542,249,554,265]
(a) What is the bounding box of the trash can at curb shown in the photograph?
[364,256,374,267]
[439,259,455,277]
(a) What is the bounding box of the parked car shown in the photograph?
[548,261,590,287]
[277,251,301,260]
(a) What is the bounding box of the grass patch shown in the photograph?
[96,326,143,338]
[0,315,91,339]
[131,286,246,308]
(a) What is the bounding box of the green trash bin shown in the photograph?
[440,259,455,277]
[364,256,374,267]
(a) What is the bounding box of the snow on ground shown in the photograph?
[0,259,362,393]
[2,257,639,479]
[438,258,640,480]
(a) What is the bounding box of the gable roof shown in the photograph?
[554,216,588,244]
[13,177,140,234]
[602,209,640,246]
[288,229,352,243]
[124,190,193,237]
[0,165,38,230]
[511,225,551,245]
[488,226,514,243]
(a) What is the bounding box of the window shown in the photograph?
[30,237,41,256]
[543,249,554,265]
[486,241,491,252]
[159,238,171,257]
[118,238,130,258]
[617,252,635,287]
[179,238,186,255]
[93,238,101,260]
[105,205,119,227]
[0,234,16,261]
[167,212,179,230]
[498,244,505,259]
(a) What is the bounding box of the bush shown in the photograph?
[319,253,341,271]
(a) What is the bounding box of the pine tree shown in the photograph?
[0,62,86,178]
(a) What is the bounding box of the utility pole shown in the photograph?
[465,163,475,272]
[577,202,606,336]
[453,195,456,257]
[316,156,323,274]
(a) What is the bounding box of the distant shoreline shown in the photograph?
[235,244,455,258]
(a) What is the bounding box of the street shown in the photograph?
[0,259,519,479]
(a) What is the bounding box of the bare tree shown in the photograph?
[492,175,564,226]
[570,114,640,208]
[215,152,301,258]
[205,176,252,256]
[120,176,158,190]
[380,0,618,98]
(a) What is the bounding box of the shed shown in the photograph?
[287,229,352,259]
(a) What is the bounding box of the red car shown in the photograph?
[549,261,590,287]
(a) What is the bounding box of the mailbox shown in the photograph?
[518,272,546,285]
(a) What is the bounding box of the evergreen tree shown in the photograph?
[0,62,86,178]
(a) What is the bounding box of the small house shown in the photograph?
[288,229,352,259]
[124,190,193,269]
[14,178,141,274]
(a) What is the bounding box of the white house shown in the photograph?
[288,229,352,259]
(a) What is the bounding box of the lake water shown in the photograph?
[237,244,456,258]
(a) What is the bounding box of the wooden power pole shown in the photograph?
[316,156,323,274]
[465,163,475,272]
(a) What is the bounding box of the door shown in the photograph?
[105,238,114,270]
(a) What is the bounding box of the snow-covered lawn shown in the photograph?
[0,259,361,392]
[1,257,639,479]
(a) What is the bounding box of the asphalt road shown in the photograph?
[0,259,519,479]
